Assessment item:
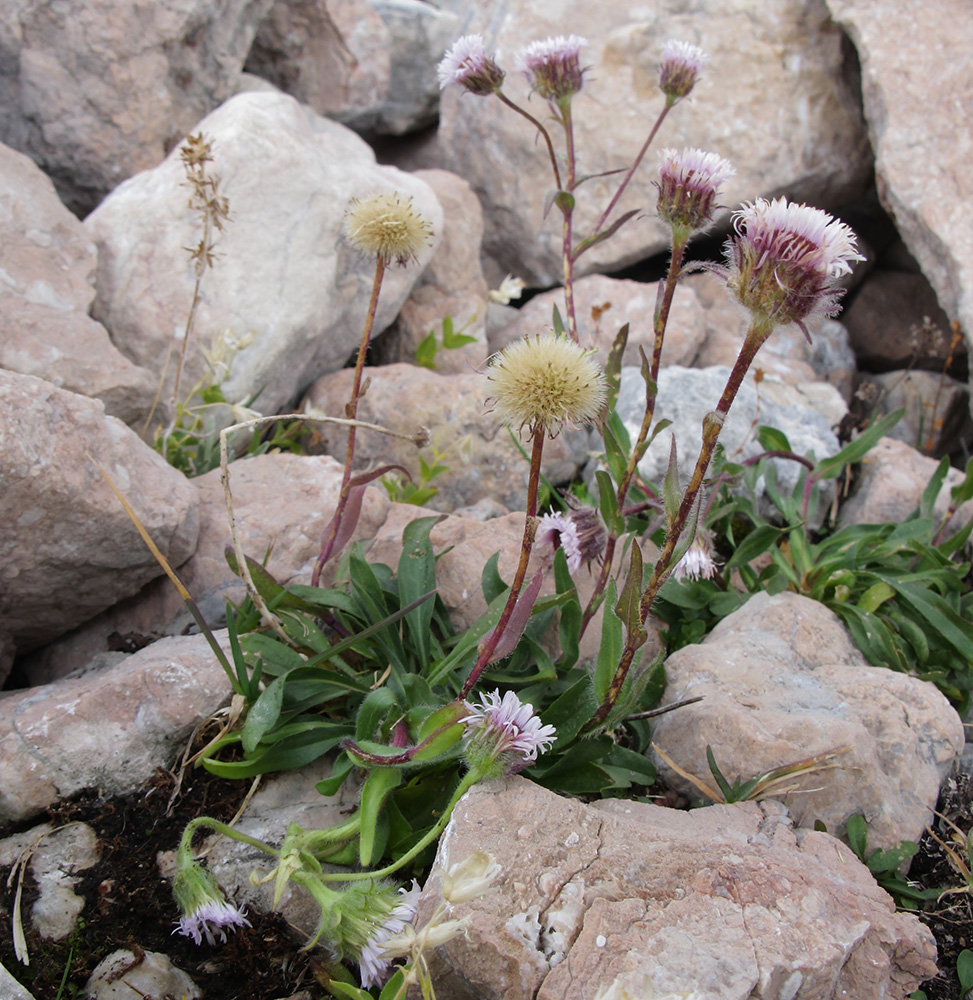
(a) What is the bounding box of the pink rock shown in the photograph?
[0,631,232,823]
[0,0,275,212]
[0,142,156,425]
[302,363,589,512]
[0,371,198,654]
[20,453,391,684]
[420,779,935,1000]
[824,0,973,364]
[653,592,965,849]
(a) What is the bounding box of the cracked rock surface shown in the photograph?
[420,778,936,1000]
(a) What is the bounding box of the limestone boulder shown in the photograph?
[19,453,391,686]
[419,778,936,999]
[839,436,973,534]
[490,273,707,373]
[0,631,232,824]
[402,0,871,284]
[0,142,155,425]
[85,90,443,421]
[824,0,973,361]
[0,371,198,654]
[652,592,965,849]
[0,0,274,213]
[864,369,972,460]
[303,363,591,512]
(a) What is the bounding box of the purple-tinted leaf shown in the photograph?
[486,569,544,663]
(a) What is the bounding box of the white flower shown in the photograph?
[440,850,502,906]
[656,147,734,234]
[725,197,864,329]
[489,273,526,305]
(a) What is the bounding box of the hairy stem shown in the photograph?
[312,256,386,585]
[460,427,545,699]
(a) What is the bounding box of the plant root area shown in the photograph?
[2,764,972,999]
[0,765,330,1000]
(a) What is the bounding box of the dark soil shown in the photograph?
[0,764,331,1000]
[2,760,972,999]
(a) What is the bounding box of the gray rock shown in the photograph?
[0,961,36,1000]
[0,371,199,654]
[612,364,841,520]
[0,0,274,213]
[653,591,965,849]
[0,631,232,824]
[0,822,100,945]
[85,949,201,1000]
[85,90,443,420]
[825,0,973,368]
[419,778,936,999]
[369,0,460,134]
[0,142,156,425]
[401,0,871,284]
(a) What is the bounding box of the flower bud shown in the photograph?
[659,39,707,101]
[438,34,505,95]
[518,35,588,101]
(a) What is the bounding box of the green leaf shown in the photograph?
[481,551,507,605]
[662,436,680,526]
[921,455,951,517]
[812,409,904,480]
[594,580,623,703]
[957,949,973,992]
[315,752,354,796]
[881,576,973,660]
[328,981,374,1000]
[866,841,918,874]
[615,541,646,645]
[596,470,625,536]
[551,303,565,336]
[540,675,598,746]
[398,515,441,668]
[553,548,581,671]
[757,425,792,453]
[379,969,408,1000]
[358,767,403,866]
[846,814,868,861]
[604,325,629,412]
[240,674,286,753]
[724,525,782,571]
[415,328,439,369]
[202,722,350,778]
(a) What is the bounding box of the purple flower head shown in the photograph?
[176,898,252,946]
[358,882,420,988]
[463,690,557,777]
[172,858,251,946]
[656,147,734,236]
[659,40,708,101]
[438,34,505,95]
[725,197,864,332]
[517,35,588,101]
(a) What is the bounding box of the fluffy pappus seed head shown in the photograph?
[517,35,588,101]
[656,147,735,236]
[345,192,433,267]
[437,34,505,95]
[725,197,864,331]
[486,331,608,436]
[659,39,708,101]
